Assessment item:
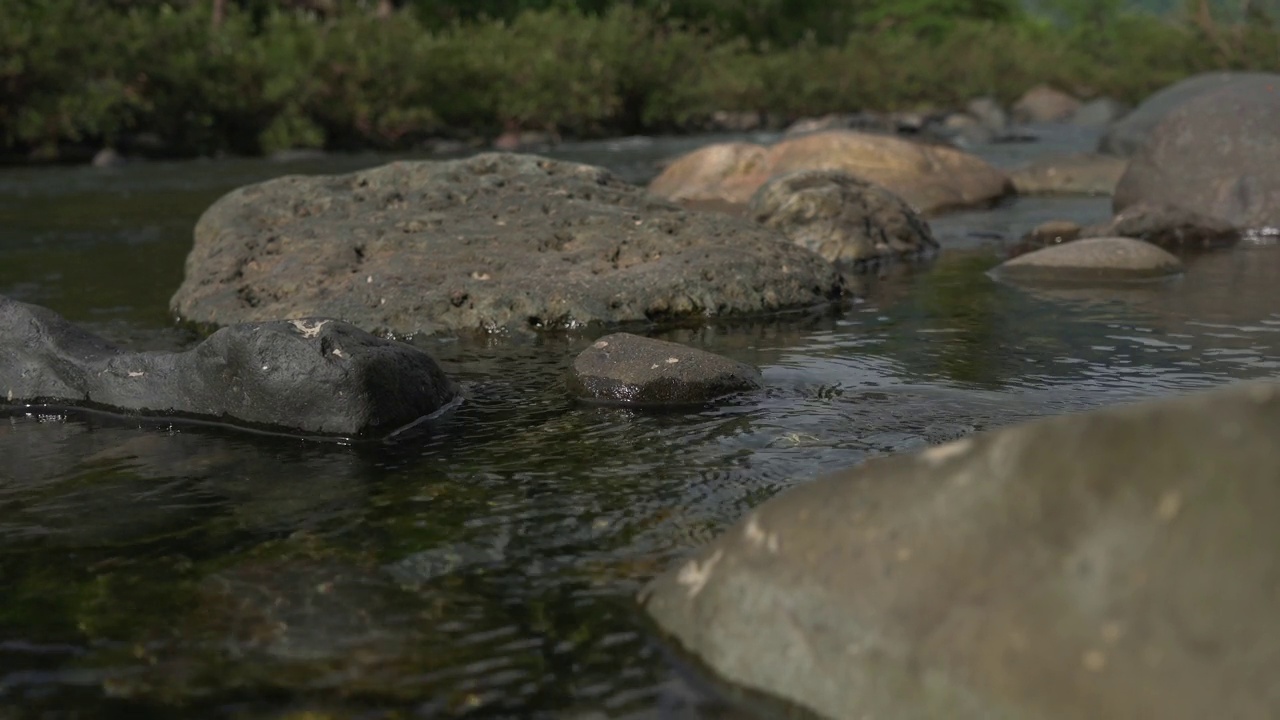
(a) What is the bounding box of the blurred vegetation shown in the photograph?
[1,0,1277,159]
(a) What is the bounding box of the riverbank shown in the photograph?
[4,1,1278,163]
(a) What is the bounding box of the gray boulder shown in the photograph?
[748,170,938,266]
[0,295,456,438]
[1082,202,1240,251]
[992,236,1182,283]
[171,153,844,337]
[568,332,760,406]
[642,380,1280,720]
[1113,78,1280,229]
[1009,153,1128,196]
[1099,71,1279,156]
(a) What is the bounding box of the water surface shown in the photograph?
[2,128,1278,718]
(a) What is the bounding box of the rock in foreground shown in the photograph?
[0,295,456,438]
[992,236,1182,283]
[568,333,760,406]
[642,381,1280,720]
[171,153,843,336]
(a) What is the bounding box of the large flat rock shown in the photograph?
[642,381,1280,719]
[0,295,456,438]
[171,153,844,336]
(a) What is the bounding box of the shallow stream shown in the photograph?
[1,127,1278,718]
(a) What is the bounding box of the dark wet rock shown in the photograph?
[1081,202,1240,251]
[641,380,1280,720]
[1009,152,1127,196]
[1099,71,1278,156]
[1011,84,1081,124]
[1113,78,1280,229]
[1071,97,1128,127]
[0,295,457,438]
[173,153,842,336]
[567,332,761,406]
[992,236,1182,282]
[101,557,442,701]
[649,131,1011,216]
[748,170,938,265]
[1008,220,1082,258]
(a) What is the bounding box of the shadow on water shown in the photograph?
[2,131,1280,718]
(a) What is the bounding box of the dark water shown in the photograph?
[2,128,1279,719]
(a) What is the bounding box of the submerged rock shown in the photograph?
[1113,77,1280,229]
[568,333,761,406]
[0,295,456,438]
[748,170,938,266]
[648,131,1011,216]
[172,153,843,336]
[1099,71,1278,156]
[1009,153,1128,196]
[641,380,1280,720]
[992,237,1182,283]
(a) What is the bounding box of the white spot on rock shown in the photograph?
[261,365,270,371]
[332,347,347,358]
[676,549,723,599]
[128,370,145,378]
[666,357,679,364]
[921,437,973,467]
[5,388,11,402]
[366,275,373,284]
[594,340,609,349]
[743,515,780,554]
[290,319,330,338]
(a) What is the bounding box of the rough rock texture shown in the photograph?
[1011,84,1081,123]
[992,237,1183,282]
[641,380,1280,720]
[647,131,1012,216]
[171,153,844,337]
[1112,79,1280,229]
[748,170,938,265]
[1009,153,1128,196]
[0,295,456,438]
[1099,71,1279,156]
[567,332,761,406]
[1082,202,1240,251]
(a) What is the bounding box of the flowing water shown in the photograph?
[1,127,1279,719]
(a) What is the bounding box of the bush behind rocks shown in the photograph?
[4,1,1278,159]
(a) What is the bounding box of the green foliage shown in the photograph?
[1,0,1278,159]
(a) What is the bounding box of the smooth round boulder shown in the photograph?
[992,236,1182,282]
[647,131,1011,216]
[748,170,938,265]
[762,131,1012,215]
[568,333,761,406]
[1099,71,1278,156]
[1009,153,1128,196]
[1011,84,1081,123]
[1081,202,1240,251]
[171,153,844,336]
[645,142,770,205]
[1113,78,1280,229]
[641,380,1280,720]
[0,295,456,439]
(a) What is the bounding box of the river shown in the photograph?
[1,126,1278,718]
